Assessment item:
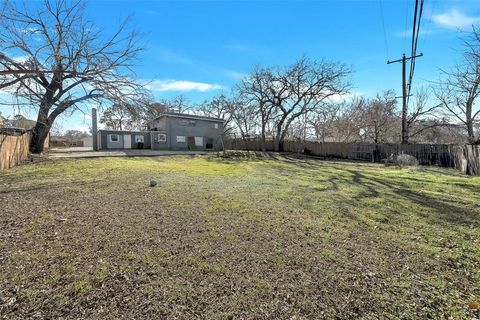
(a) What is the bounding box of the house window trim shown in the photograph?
[157,133,167,143]
[135,135,144,143]
[109,134,119,142]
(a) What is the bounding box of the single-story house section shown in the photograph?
[94,111,224,151]
[97,130,152,150]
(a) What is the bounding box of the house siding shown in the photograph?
[97,114,223,151]
[99,130,151,149]
[165,117,223,151]
[148,116,223,151]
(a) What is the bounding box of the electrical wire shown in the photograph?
[407,0,419,101]
[419,0,437,54]
[379,0,390,60]
[407,0,424,106]
[403,0,410,53]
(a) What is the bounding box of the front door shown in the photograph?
[123,135,131,149]
[187,136,195,150]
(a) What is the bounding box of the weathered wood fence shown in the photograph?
[225,139,480,176]
[0,130,49,172]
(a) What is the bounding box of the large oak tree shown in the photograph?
[239,58,351,151]
[0,0,147,153]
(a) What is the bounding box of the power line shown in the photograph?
[379,0,390,60]
[387,0,425,144]
[419,0,437,51]
[407,0,424,106]
[403,0,410,53]
[407,0,419,101]
[410,0,419,65]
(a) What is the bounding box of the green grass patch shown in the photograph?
[0,153,479,318]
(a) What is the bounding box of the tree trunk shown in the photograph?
[30,119,51,154]
[260,118,266,152]
[273,126,282,152]
[466,112,475,143]
[403,124,410,144]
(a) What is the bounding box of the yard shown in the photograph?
[0,153,479,319]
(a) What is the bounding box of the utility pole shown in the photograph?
[387,53,423,144]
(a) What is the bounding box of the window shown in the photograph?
[176,136,186,143]
[109,134,119,142]
[213,123,219,129]
[157,133,166,142]
[195,137,203,147]
[135,135,144,143]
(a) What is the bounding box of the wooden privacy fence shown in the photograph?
[0,130,49,172]
[225,139,480,176]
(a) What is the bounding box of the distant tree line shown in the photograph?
[100,25,480,147]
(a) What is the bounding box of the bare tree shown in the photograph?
[198,94,235,133]
[355,91,398,143]
[0,0,147,153]
[237,66,275,151]
[268,58,351,151]
[143,102,168,120]
[100,103,144,131]
[307,104,341,142]
[239,58,351,151]
[229,99,258,140]
[436,26,480,144]
[403,88,443,143]
[165,95,191,114]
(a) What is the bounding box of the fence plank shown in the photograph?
[0,132,49,171]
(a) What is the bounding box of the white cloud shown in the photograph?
[432,9,480,29]
[328,92,354,103]
[145,79,223,92]
[12,55,29,63]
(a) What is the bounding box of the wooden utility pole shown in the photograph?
[387,53,423,144]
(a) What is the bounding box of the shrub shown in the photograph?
[395,153,419,168]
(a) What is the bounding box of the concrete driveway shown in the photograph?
[48,147,210,158]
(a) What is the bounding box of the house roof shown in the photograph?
[147,112,225,124]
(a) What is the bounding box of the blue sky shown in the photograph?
[2,0,480,132]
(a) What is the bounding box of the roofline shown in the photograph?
[98,129,148,133]
[97,129,166,133]
[146,112,225,124]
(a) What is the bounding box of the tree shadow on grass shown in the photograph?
[0,180,94,194]
[205,153,478,228]
[343,169,479,228]
[205,150,269,164]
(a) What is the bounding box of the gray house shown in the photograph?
[97,130,152,150]
[95,112,224,151]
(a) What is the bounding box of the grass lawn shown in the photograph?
[0,152,479,319]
